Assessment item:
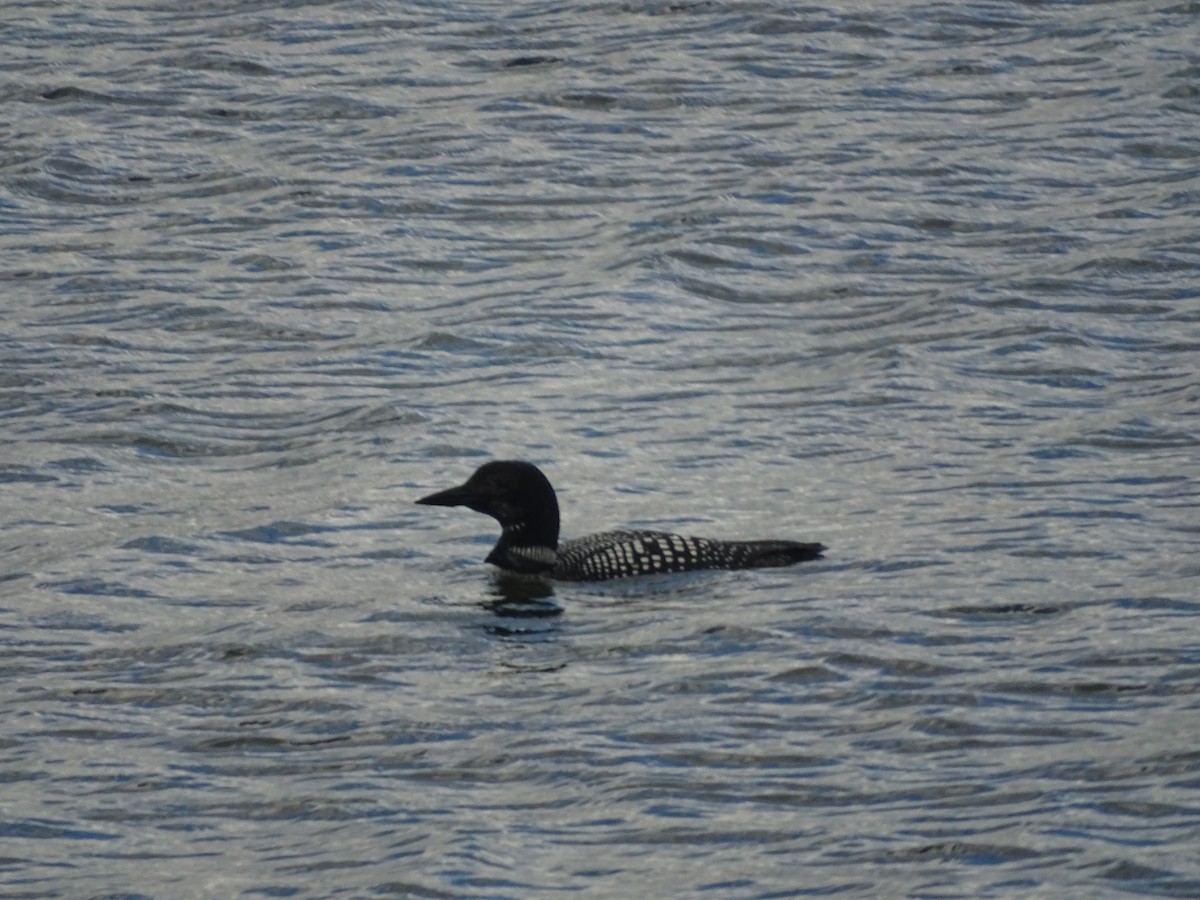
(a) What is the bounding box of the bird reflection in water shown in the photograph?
[481,572,562,637]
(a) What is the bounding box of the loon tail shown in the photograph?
[740,541,826,568]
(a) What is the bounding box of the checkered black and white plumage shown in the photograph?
[555,530,819,581]
[417,460,824,582]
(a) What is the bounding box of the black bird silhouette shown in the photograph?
[417,460,825,581]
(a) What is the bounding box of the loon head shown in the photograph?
[417,460,561,572]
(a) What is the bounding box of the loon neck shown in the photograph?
[506,517,558,548]
[486,522,559,574]
[492,480,560,555]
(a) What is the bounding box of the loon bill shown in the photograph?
[416,460,825,581]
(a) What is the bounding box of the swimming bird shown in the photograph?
[416,460,825,581]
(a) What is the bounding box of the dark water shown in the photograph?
[3,1,1199,896]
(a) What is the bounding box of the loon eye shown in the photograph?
[485,474,517,495]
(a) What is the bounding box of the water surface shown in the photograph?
[3,1,1199,897]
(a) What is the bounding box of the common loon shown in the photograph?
[417,460,825,581]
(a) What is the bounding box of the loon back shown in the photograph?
[556,530,823,581]
[416,460,825,582]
